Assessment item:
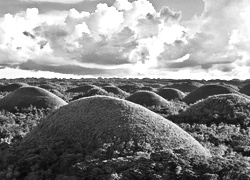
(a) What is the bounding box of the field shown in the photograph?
[0,78,250,179]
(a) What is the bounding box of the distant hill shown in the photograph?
[0,86,67,111]
[183,84,239,104]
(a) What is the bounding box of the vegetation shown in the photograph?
[0,107,50,146]
[157,88,185,101]
[102,86,129,98]
[0,86,67,112]
[118,84,142,93]
[65,84,99,93]
[0,82,29,92]
[239,83,250,96]
[126,90,171,108]
[183,84,240,104]
[163,81,203,92]
[0,78,250,179]
[171,94,250,127]
[139,86,156,92]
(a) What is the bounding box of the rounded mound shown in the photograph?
[39,83,58,90]
[65,84,98,93]
[177,94,250,126]
[0,86,67,111]
[139,86,156,92]
[239,83,250,96]
[103,86,129,97]
[164,82,203,92]
[0,82,29,92]
[50,89,65,99]
[126,90,171,108]
[23,96,209,158]
[118,84,142,93]
[71,87,109,101]
[183,84,239,104]
[157,88,185,101]
[94,83,115,87]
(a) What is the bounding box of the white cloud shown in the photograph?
[158,0,250,78]
[1,0,250,79]
[19,0,89,4]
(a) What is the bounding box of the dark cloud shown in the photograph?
[23,31,36,39]
[17,60,129,76]
[160,6,182,23]
[80,53,131,65]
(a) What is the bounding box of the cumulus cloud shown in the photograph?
[0,0,186,76]
[159,0,250,78]
[20,0,89,4]
[1,0,250,79]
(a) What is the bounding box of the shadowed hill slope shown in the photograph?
[176,94,250,126]
[157,88,185,101]
[239,83,250,96]
[118,84,142,93]
[71,87,109,101]
[139,86,156,92]
[163,82,203,92]
[22,96,210,158]
[65,84,98,93]
[0,82,29,92]
[183,84,239,104]
[103,86,129,97]
[126,90,171,108]
[38,83,64,92]
[94,83,115,87]
[0,86,67,111]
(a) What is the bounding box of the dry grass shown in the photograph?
[157,88,185,101]
[22,95,210,158]
[0,86,67,111]
[183,84,240,104]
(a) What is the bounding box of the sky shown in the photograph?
[0,0,249,79]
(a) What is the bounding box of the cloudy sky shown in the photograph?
[0,0,249,79]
